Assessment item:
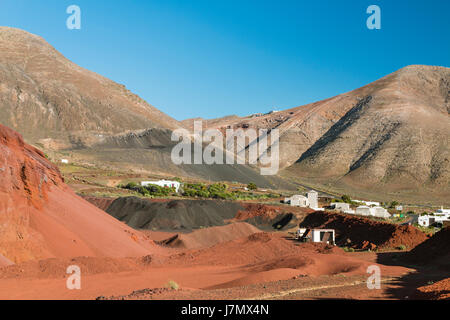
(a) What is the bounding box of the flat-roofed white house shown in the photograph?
[141,180,181,192]
[297,228,335,245]
[285,195,309,207]
[418,207,450,227]
[332,202,351,212]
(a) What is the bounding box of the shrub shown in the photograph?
[389,201,399,209]
[341,195,352,203]
[166,280,179,291]
[247,183,257,191]
[124,182,139,189]
[396,244,407,251]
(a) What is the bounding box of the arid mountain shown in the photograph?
[0,27,293,189]
[0,27,181,149]
[192,66,450,203]
[287,65,449,203]
[0,123,155,264]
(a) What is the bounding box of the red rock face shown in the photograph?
[0,124,154,264]
[0,124,64,209]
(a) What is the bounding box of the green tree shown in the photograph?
[247,183,257,191]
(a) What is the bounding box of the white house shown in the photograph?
[332,202,351,212]
[285,190,320,209]
[355,206,391,219]
[285,195,309,207]
[297,228,335,245]
[61,159,69,164]
[141,180,181,192]
[418,207,450,227]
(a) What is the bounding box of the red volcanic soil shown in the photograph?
[234,202,312,221]
[0,231,410,299]
[0,124,434,300]
[414,278,450,300]
[161,232,407,280]
[0,254,13,267]
[150,222,261,249]
[234,203,283,221]
[300,211,428,250]
[0,124,155,264]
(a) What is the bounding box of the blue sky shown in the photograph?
[1,0,449,120]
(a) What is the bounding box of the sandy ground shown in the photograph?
[0,232,414,300]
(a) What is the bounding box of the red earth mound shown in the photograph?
[0,124,155,264]
[300,211,428,250]
[234,203,313,221]
[154,222,261,250]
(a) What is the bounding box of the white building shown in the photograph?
[355,206,391,219]
[418,207,450,227]
[395,205,403,211]
[307,190,319,209]
[332,202,351,212]
[355,206,372,216]
[141,180,181,192]
[297,228,335,245]
[371,207,391,219]
[354,200,380,207]
[285,190,320,209]
[285,195,309,207]
[61,159,69,164]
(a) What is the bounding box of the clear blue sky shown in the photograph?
[1,0,449,120]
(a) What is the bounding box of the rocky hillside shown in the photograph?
[0,27,293,188]
[0,27,182,149]
[287,65,449,202]
[190,66,450,203]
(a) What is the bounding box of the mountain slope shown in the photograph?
[191,65,450,203]
[286,65,449,203]
[0,27,181,148]
[0,27,294,189]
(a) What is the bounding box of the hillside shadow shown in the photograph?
[375,252,449,300]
